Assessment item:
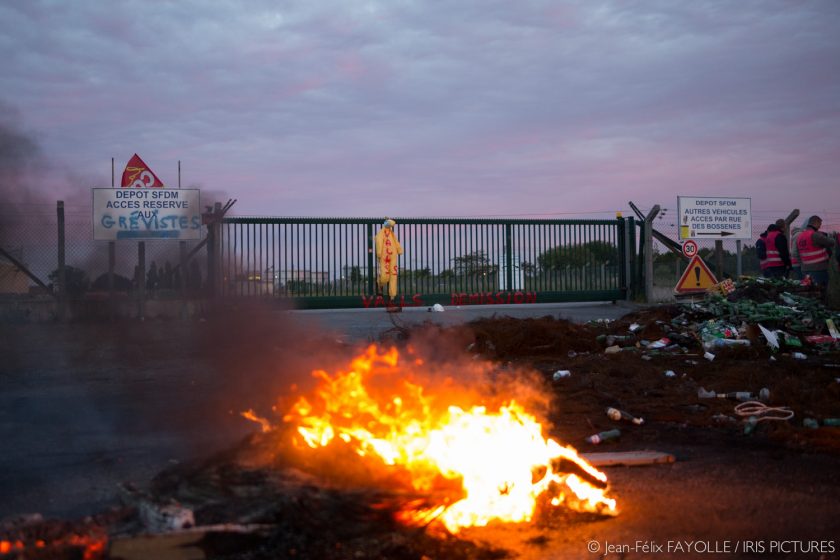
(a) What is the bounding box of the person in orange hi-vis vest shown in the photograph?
[375,218,403,308]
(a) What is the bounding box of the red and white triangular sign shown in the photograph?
[121,154,165,188]
[675,255,718,293]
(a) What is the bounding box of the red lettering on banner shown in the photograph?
[362,292,539,308]
[361,294,424,308]
[445,291,538,306]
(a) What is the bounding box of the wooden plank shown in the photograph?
[581,450,675,467]
[109,532,205,560]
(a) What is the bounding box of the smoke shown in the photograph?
[0,101,45,204]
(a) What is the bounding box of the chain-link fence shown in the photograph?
[647,208,840,305]
[0,202,208,300]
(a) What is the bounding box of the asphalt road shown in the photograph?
[290,301,638,343]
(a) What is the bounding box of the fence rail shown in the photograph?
[216,217,634,308]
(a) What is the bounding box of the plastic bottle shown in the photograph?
[585,429,621,444]
[803,418,819,429]
[605,407,644,425]
[717,391,754,402]
[697,387,717,399]
[703,338,751,350]
[553,370,572,380]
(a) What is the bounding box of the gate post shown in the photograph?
[505,223,513,291]
[643,205,660,303]
[367,222,375,295]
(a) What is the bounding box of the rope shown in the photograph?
[734,401,794,423]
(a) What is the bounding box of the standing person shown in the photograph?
[758,223,790,278]
[797,215,836,298]
[789,218,808,280]
[375,218,403,310]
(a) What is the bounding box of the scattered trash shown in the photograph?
[629,323,642,332]
[604,345,621,354]
[606,407,644,425]
[743,416,758,435]
[552,370,572,380]
[648,337,671,349]
[697,387,717,399]
[822,418,840,427]
[827,318,840,339]
[803,418,819,429]
[585,429,621,444]
[735,401,794,424]
[567,350,578,358]
[759,387,770,402]
[429,303,445,312]
[664,370,676,378]
[704,351,716,361]
[792,352,807,360]
[719,391,754,402]
[805,335,838,344]
[703,338,750,350]
[758,324,779,350]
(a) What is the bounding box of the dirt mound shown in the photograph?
[438,311,840,456]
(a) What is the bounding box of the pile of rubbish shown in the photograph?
[594,277,840,360]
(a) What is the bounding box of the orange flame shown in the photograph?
[248,344,617,532]
[0,533,106,560]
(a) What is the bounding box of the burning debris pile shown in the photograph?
[4,280,839,559]
[2,343,620,560]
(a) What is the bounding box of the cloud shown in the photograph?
[0,0,838,220]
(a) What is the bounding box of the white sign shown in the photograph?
[677,196,751,240]
[92,188,202,241]
[682,239,698,258]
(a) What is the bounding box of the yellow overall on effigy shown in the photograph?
[375,218,403,303]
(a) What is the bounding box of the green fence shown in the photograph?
[216,217,636,309]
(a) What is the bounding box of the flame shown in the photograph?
[0,533,106,559]
[249,344,617,532]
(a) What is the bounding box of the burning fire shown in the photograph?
[0,533,106,559]
[245,344,617,532]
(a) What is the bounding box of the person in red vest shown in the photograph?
[797,215,835,297]
[758,222,790,278]
[789,218,809,280]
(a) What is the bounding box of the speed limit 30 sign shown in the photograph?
[682,240,698,258]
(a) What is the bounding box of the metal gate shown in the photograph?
[215,217,636,309]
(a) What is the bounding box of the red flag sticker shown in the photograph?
[121,154,165,188]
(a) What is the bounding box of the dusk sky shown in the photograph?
[2,0,839,227]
